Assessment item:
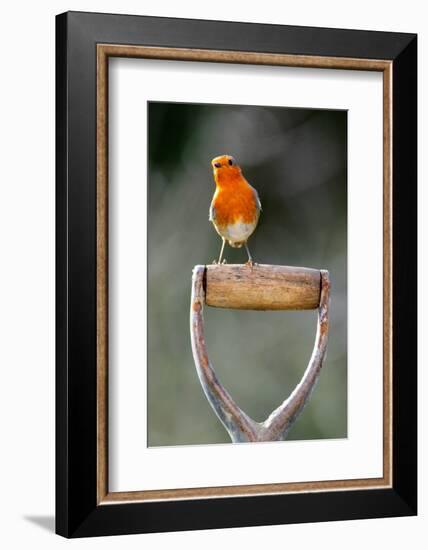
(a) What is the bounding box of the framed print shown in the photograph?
[56,11,417,538]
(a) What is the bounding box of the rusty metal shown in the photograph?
[190,265,330,442]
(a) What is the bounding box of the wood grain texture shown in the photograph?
[92,40,395,507]
[99,44,391,71]
[205,264,321,310]
[191,265,330,443]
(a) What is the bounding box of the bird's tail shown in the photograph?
[228,240,245,248]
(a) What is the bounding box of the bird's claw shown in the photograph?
[221,259,227,264]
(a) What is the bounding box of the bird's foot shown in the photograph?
[245,259,256,269]
[221,259,227,264]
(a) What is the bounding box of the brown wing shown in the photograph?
[209,201,217,222]
[253,187,262,213]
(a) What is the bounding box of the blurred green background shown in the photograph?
[147,101,347,446]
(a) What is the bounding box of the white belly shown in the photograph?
[216,220,257,246]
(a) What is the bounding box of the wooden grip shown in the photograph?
[205,264,321,310]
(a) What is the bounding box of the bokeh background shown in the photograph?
[147,101,347,446]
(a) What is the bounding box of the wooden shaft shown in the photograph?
[205,264,321,310]
[190,265,330,442]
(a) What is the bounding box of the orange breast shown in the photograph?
[212,178,258,227]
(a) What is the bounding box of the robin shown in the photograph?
[209,154,261,265]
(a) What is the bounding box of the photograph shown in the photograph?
[52,10,417,538]
[147,101,348,446]
[0,0,421,546]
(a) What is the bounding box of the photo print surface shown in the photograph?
[147,101,347,447]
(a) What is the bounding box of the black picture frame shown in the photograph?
[56,10,417,538]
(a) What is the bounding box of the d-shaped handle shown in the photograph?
[205,264,321,310]
[190,264,330,442]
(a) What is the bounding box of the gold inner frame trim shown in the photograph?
[96,43,393,505]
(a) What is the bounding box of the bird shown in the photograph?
[209,154,261,265]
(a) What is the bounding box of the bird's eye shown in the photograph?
[214,162,221,168]
[228,158,234,166]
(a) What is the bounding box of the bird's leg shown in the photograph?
[244,242,254,267]
[217,238,226,264]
